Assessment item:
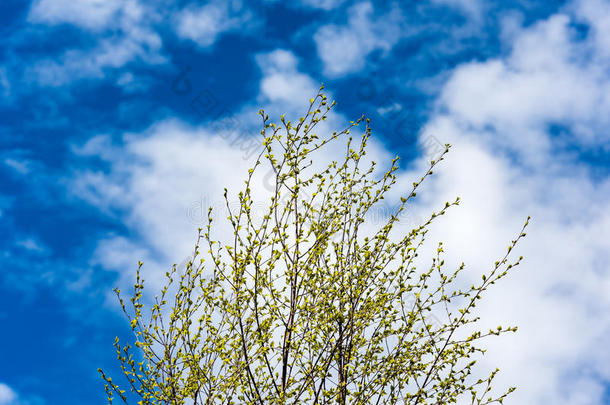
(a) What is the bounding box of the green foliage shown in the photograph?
[98,86,529,404]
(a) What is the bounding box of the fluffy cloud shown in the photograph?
[387,1,610,403]
[256,49,321,112]
[297,0,346,10]
[71,49,391,299]
[71,118,268,297]
[440,10,610,163]
[572,0,610,61]
[173,0,253,48]
[314,2,406,77]
[26,0,165,86]
[28,0,123,31]
[0,383,17,405]
[27,35,164,87]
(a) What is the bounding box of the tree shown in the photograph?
[98,86,529,404]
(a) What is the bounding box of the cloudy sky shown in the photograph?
[1,0,609,403]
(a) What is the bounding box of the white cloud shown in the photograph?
[0,383,17,405]
[28,0,123,31]
[115,71,151,93]
[298,0,346,10]
[387,0,610,402]
[174,1,253,48]
[256,49,320,112]
[26,0,165,86]
[572,0,610,61]
[402,126,610,405]
[314,2,406,77]
[438,11,610,165]
[27,33,164,87]
[71,50,391,299]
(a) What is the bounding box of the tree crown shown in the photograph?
[99,87,529,405]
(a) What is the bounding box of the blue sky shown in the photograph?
[1,0,609,403]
